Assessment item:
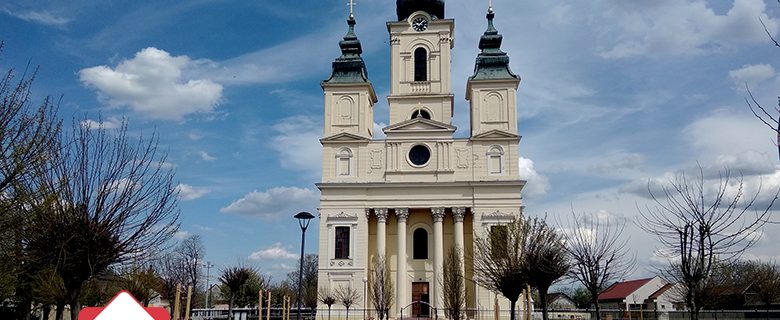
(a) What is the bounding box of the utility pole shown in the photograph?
[204,261,214,308]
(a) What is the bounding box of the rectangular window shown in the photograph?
[338,157,350,176]
[490,225,508,260]
[489,155,502,174]
[334,226,350,259]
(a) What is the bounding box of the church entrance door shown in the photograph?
[411,282,430,318]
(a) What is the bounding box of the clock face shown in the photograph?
[412,17,428,32]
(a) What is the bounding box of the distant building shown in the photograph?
[598,276,666,310]
[546,293,577,310]
[645,283,685,311]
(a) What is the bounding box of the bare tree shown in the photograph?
[473,218,529,320]
[287,253,318,311]
[0,41,60,315]
[523,218,570,320]
[19,118,179,320]
[745,3,780,161]
[442,246,465,320]
[335,285,360,320]
[368,255,393,320]
[319,286,336,320]
[639,168,776,320]
[564,212,634,320]
[744,89,780,161]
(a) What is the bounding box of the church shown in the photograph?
[315,0,525,318]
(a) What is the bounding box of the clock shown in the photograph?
[412,17,428,32]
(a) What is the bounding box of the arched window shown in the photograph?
[413,228,428,259]
[414,47,428,82]
[411,109,431,120]
[487,146,504,175]
[336,148,353,176]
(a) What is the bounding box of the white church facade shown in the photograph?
[316,0,526,317]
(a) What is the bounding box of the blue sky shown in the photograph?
[2,0,780,283]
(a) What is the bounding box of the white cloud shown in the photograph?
[174,230,191,240]
[597,0,779,58]
[373,122,387,140]
[518,157,551,198]
[270,117,322,177]
[729,64,776,89]
[2,9,70,27]
[80,118,121,130]
[79,47,223,120]
[199,151,217,162]
[175,184,210,201]
[220,186,319,219]
[589,152,644,175]
[248,243,298,260]
[682,111,774,158]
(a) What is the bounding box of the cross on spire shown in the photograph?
[488,0,494,14]
[349,0,355,19]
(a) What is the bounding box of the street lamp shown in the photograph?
[295,211,315,320]
[362,277,368,320]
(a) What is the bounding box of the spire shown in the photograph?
[469,7,518,81]
[324,14,370,83]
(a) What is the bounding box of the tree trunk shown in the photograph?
[593,298,601,320]
[539,285,550,320]
[55,302,65,320]
[229,295,235,320]
[328,306,331,320]
[68,286,82,320]
[510,299,517,320]
[42,304,51,320]
[346,308,349,320]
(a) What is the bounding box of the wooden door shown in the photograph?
[411,282,430,318]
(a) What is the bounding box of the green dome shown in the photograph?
[396,0,445,21]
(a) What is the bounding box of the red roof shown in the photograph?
[598,278,653,301]
[649,283,675,300]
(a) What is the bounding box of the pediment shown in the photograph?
[326,211,359,223]
[472,129,520,140]
[320,132,371,143]
[383,118,456,133]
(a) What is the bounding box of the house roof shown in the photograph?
[598,278,654,301]
[649,283,675,300]
[547,293,574,304]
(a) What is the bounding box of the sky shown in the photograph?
[1,0,780,285]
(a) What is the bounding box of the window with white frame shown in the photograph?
[336,148,352,176]
[487,146,504,175]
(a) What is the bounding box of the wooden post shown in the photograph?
[284,296,289,320]
[494,296,499,320]
[185,285,193,320]
[266,291,272,320]
[259,290,263,320]
[174,283,182,320]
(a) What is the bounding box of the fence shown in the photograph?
[189,308,780,320]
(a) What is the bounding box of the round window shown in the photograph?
[408,145,431,166]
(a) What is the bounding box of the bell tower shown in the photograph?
[386,0,454,126]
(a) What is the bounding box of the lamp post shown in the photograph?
[295,211,315,320]
[362,277,368,320]
[204,261,214,308]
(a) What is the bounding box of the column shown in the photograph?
[396,208,409,315]
[376,208,388,258]
[431,207,445,314]
[452,207,466,275]
[452,207,467,307]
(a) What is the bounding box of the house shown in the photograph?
[645,283,685,311]
[316,0,526,318]
[547,293,577,310]
[598,277,667,310]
